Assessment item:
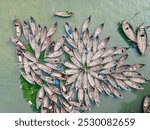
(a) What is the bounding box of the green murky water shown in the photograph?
[0,0,150,113]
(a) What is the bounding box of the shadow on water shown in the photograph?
[118,83,150,113]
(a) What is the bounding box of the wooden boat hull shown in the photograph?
[136,24,147,55]
[143,95,150,113]
[122,20,136,42]
[54,11,73,18]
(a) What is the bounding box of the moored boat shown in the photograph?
[54,10,74,18]
[64,22,73,39]
[122,20,136,42]
[136,24,148,55]
[143,95,150,113]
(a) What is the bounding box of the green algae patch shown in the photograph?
[64,52,71,62]
[26,44,35,55]
[25,43,45,63]
[119,83,150,113]
[38,51,45,63]
[20,75,40,112]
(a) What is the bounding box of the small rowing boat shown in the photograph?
[136,24,148,55]
[122,20,136,42]
[143,95,150,113]
[64,22,73,39]
[54,10,74,18]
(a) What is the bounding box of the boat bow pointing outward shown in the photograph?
[143,95,150,113]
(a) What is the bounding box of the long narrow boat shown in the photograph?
[122,20,136,42]
[54,10,74,18]
[136,24,148,55]
[64,22,73,39]
[143,95,150,113]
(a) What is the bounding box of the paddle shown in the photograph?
[130,11,141,21]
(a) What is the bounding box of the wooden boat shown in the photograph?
[143,95,150,113]
[136,24,147,55]
[122,20,136,42]
[36,87,45,109]
[13,17,22,38]
[64,22,73,39]
[54,10,74,18]
[82,16,91,33]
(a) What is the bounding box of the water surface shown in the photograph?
[0,0,150,112]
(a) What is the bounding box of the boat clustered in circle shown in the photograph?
[11,16,148,113]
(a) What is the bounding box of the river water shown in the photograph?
[0,0,150,112]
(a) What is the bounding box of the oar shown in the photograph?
[130,11,141,20]
[146,26,150,29]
